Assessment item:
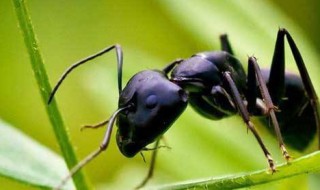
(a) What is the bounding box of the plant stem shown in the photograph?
[12,0,90,189]
[157,151,320,190]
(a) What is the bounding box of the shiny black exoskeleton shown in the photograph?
[117,70,188,157]
[170,51,246,119]
[48,28,320,189]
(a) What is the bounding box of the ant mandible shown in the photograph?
[48,28,320,189]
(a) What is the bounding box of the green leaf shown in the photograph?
[0,119,74,189]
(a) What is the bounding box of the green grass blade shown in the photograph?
[156,151,320,190]
[12,0,90,189]
[0,119,74,190]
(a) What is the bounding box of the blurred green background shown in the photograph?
[1,0,320,189]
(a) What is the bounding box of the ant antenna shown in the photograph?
[48,44,123,104]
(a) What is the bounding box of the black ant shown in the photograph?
[48,28,320,189]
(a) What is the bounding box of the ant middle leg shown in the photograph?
[223,72,276,172]
[246,57,290,161]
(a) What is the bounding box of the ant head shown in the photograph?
[116,70,188,157]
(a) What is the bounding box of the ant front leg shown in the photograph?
[136,138,161,189]
[136,137,172,189]
[268,28,320,149]
[223,72,276,173]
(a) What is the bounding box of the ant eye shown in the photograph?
[145,94,158,109]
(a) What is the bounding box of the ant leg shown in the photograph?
[160,136,170,148]
[245,58,258,114]
[268,29,285,105]
[135,138,161,189]
[268,28,320,149]
[284,29,320,149]
[220,34,234,55]
[48,44,123,104]
[248,57,290,161]
[80,119,109,131]
[162,59,184,74]
[223,72,275,173]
